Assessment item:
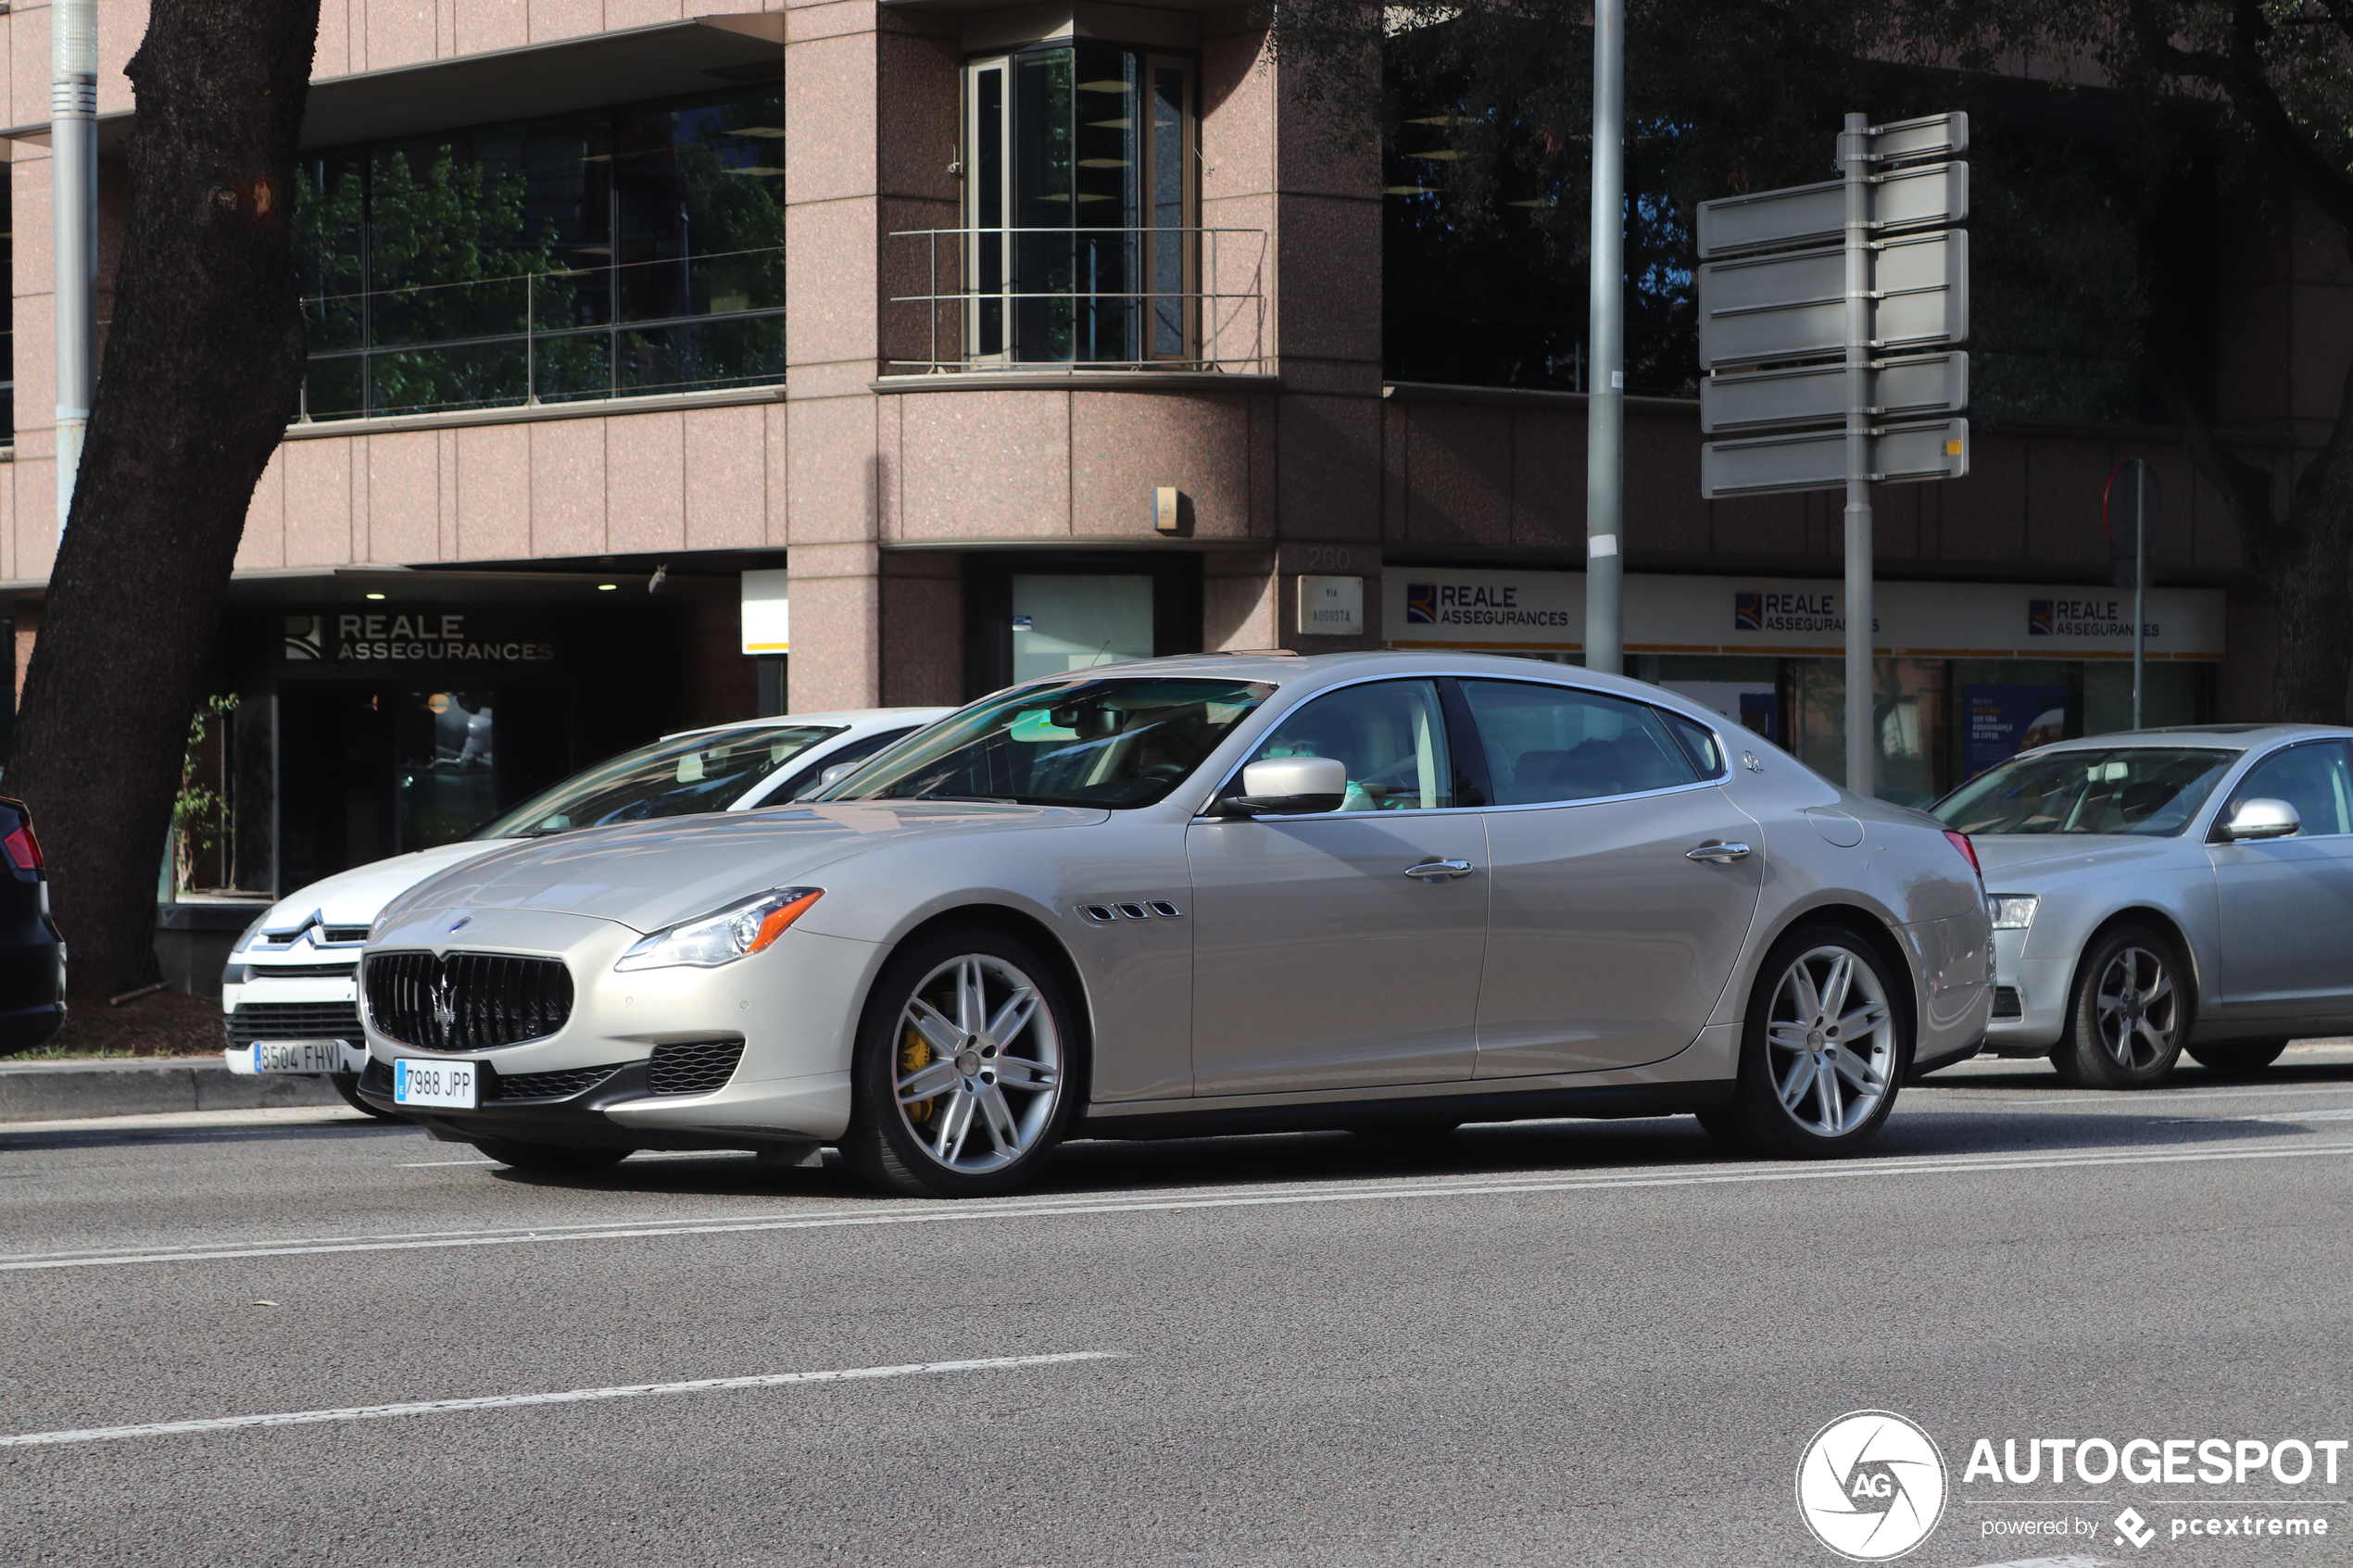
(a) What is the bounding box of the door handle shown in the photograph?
[1686,841,1753,864]
[1404,859,1474,882]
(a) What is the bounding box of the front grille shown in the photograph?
[363,950,573,1052]
[245,960,358,979]
[484,1062,625,1101]
[1992,985,2024,1021]
[646,1040,744,1097]
[227,1002,364,1047]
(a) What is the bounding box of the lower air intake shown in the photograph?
[1992,985,2023,1021]
[484,1062,625,1102]
[646,1040,745,1097]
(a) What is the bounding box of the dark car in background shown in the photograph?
[0,797,66,1052]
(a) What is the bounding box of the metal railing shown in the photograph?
[295,245,786,422]
[887,226,1268,375]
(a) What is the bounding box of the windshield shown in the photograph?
[821,678,1275,809]
[1932,746,2236,837]
[471,724,847,839]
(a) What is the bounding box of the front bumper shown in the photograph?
[356,906,877,1150]
[1982,928,2072,1055]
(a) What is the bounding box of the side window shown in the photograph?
[1248,680,1456,811]
[2230,742,2353,837]
[1459,680,1698,806]
[1664,713,1728,779]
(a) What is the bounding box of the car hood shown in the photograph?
[1969,833,2199,885]
[247,839,513,937]
[376,801,1109,935]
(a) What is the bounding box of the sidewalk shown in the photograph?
[0,1058,344,1123]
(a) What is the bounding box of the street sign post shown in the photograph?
[1694,110,1971,797]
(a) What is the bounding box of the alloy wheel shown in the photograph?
[1764,945,1896,1138]
[891,954,1063,1175]
[2093,945,2179,1073]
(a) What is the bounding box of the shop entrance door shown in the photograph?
[277,684,565,891]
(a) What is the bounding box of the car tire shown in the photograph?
[841,927,1080,1198]
[329,1072,402,1122]
[1705,923,1909,1159]
[470,1138,633,1173]
[2051,924,2188,1089]
[2184,1038,2288,1077]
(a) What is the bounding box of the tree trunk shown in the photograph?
[2,0,319,999]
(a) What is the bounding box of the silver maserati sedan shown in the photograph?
[1931,723,2353,1087]
[354,652,1992,1196]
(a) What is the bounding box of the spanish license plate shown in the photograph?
[254,1039,349,1075]
[393,1059,478,1110]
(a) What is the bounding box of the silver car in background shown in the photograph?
[356,652,1991,1196]
[1932,723,2353,1086]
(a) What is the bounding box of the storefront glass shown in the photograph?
[398,691,498,850]
[1012,575,1156,683]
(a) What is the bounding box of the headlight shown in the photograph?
[1988,895,2040,931]
[615,887,824,972]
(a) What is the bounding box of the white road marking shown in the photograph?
[1921,1081,2353,1108]
[0,1351,1120,1449]
[5,1139,2352,1274]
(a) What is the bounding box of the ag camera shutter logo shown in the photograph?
[1796,1411,1947,1561]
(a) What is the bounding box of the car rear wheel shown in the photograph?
[1701,925,1907,1159]
[470,1138,633,1173]
[2052,925,2186,1089]
[842,929,1077,1198]
[329,1072,402,1122]
[2185,1038,2288,1077]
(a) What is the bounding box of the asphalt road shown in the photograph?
[5,1046,2352,1568]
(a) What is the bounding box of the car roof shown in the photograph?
[659,708,954,743]
[2020,722,2352,755]
[1027,649,1703,709]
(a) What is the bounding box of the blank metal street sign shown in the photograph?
[1700,353,1969,433]
[1696,162,1969,258]
[1698,230,1968,367]
[1701,419,1969,498]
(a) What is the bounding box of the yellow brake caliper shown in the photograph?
[900,1027,937,1123]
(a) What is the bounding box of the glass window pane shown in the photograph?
[400,691,499,848]
[475,723,847,838]
[1931,746,2235,837]
[1151,64,1187,357]
[2230,743,2353,837]
[1252,680,1456,811]
[1012,575,1154,683]
[1460,680,1696,804]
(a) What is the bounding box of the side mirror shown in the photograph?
[1222,756,1348,816]
[2221,797,2301,841]
[818,762,858,790]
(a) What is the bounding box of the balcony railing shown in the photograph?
[296,245,786,423]
[887,226,1267,376]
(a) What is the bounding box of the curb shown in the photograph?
[0,1059,344,1123]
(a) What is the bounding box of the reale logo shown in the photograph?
[1404,583,1437,625]
[284,614,323,661]
[1735,592,1764,632]
[1796,1411,1947,1562]
[2028,598,2054,635]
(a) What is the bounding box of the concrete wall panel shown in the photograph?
[453,0,529,56]
[283,441,354,567]
[1399,401,1511,546]
[1070,393,1252,539]
[362,0,439,70]
[788,395,884,545]
[1277,394,1380,540]
[606,412,686,555]
[685,404,769,550]
[1509,405,1585,549]
[455,422,531,559]
[897,391,1069,539]
[528,417,606,557]
[365,429,441,563]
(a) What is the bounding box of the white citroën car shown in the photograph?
[221,709,950,1114]
[356,652,1994,1196]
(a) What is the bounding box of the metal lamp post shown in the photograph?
[52,0,98,539]
[1582,0,1625,675]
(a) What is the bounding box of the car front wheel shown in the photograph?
[842,929,1077,1198]
[2052,924,2186,1089]
[1701,924,1908,1158]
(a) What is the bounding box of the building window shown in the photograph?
[963,45,1197,366]
[295,83,786,420]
